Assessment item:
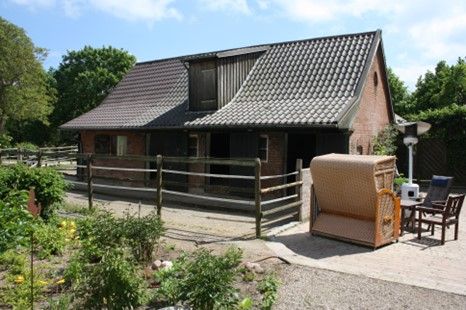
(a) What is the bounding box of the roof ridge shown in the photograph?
[135,29,379,66]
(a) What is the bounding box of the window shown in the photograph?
[189,60,217,111]
[188,134,199,157]
[94,135,127,155]
[116,136,127,156]
[373,71,379,87]
[259,135,268,162]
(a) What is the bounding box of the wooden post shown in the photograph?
[17,147,22,163]
[156,155,163,217]
[0,150,2,165]
[254,158,262,238]
[296,158,303,220]
[86,154,94,210]
[37,150,42,168]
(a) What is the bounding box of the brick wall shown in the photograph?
[349,47,392,155]
[260,132,285,188]
[80,130,146,184]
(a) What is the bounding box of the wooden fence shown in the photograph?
[0,148,303,238]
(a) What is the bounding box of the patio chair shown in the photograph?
[419,175,454,208]
[417,194,465,245]
[310,154,400,248]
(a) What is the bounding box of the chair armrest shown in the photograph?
[431,200,446,205]
[417,206,445,214]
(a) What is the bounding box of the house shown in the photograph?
[61,30,394,193]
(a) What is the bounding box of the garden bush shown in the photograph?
[258,274,280,310]
[34,222,68,259]
[0,164,68,219]
[77,210,124,262]
[123,211,164,262]
[75,249,147,309]
[156,247,243,309]
[0,190,33,252]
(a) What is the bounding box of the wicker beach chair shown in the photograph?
[310,154,400,248]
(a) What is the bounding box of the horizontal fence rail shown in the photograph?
[0,149,304,238]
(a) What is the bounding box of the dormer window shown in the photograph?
[188,60,217,111]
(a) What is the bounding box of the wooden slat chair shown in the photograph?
[419,176,454,208]
[417,194,465,245]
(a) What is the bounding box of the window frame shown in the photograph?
[258,134,268,163]
[94,134,128,156]
[188,134,199,158]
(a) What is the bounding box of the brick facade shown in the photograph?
[349,47,392,155]
[80,130,147,183]
[260,132,286,188]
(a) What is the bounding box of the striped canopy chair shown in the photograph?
[310,154,400,248]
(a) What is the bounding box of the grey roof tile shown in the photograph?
[61,30,379,130]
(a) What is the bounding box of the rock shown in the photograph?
[152,259,173,271]
[151,260,163,270]
[244,262,264,274]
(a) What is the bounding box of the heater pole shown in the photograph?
[408,144,413,184]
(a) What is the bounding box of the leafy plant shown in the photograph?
[34,222,68,259]
[15,141,39,152]
[0,164,68,219]
[0,190,33,252]
[156,247,243,310]
[123,211,164,262]
[258,274,280,310]
[77,210,124,262]
[372,125,399,156]
[75,249,147,309]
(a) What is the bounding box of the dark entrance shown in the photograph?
[287,133,316,171]
[287,133,316,194]
[209,133,230,185]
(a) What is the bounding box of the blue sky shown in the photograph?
[2,0,465,89]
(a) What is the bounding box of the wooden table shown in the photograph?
[400,199,422,235]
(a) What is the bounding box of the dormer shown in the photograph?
[188,58,217,111]
[184,46,270,112]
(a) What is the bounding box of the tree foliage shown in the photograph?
[0,17,54,133]
[51,46,136,131]
[387,67,412,116]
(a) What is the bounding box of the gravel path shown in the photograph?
[276,265,466,309]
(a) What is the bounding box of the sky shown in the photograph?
[1,0,465,89]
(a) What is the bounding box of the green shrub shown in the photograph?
[258,274,280,310]
[77,210,124,262]
[75,249,147,309]
[372,125,399,156]
[0,165,68,219]
[156,247,243,310]
[0,249,28,275]
[34,222,68,259]
[123,211,164,262]
[0,190,34,252]
[15,142,39,152]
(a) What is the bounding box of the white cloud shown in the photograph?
[199,0,251,15]
[9,0,182,23]
[392,64,432,90]
[270,0,404,23]
[256,0,269,10]
[10,0,55,7]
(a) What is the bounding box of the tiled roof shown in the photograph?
[61,30,382,130]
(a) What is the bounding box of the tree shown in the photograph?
[410,58,466,114]
[0,17,54,134]
[51,46,136,132]
[386,67,412,116]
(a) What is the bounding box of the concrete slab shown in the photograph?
[266,204,466,296]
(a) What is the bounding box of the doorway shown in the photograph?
[209,133,230,185]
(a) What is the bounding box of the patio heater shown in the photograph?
[396,121,431,200]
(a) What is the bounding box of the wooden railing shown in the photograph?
[0,150,304,238]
